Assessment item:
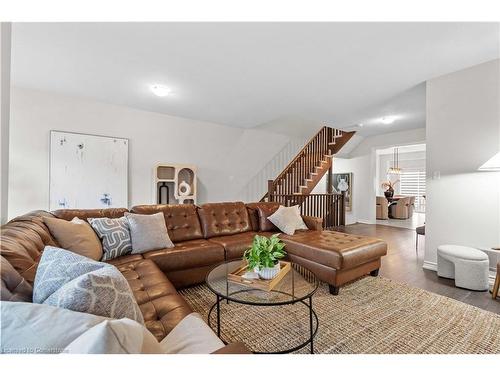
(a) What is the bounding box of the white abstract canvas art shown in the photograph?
[49,131,128,210]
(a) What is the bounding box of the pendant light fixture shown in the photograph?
[388,147,402,174]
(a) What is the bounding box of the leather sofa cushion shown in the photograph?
[130,205,203,243]
[106,254,145,267]
[0,211,59,284]
[113,258,192,341]
[1,256,33,302]
[209,231,276,260]
[280,230,387,270]
[164,265,215,289]
[246,202,280,231]
[197,202,252,238]
[142,239,225,272]
[51,208,129,221]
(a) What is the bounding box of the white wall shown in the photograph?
[313,128,426,225]
[8,87,301,218]
[425,59,500,266]
[238,136,307,202]
[335,155,373,225]
[350,128,426,158]
[0,23,11,224]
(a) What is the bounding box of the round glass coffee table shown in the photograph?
[206,260,319,354]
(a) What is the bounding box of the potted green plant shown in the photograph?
[243,234,287,280]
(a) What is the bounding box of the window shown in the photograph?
[399,168,426,213]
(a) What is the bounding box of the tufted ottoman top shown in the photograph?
[280,230,387,270]
[437,245,488,261]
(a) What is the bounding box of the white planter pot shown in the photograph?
[258,263,281,280]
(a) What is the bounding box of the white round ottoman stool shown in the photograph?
[437,245,489,291]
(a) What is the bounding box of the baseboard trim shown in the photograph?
[422,261,437,271]
[356,219,373,225]
[423,260,496,287]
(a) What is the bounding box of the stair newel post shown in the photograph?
[268,179,274,202]
[327,163,333,194]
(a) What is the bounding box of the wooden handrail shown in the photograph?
[271,126,327,185]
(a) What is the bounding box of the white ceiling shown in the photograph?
[11,22,500,137]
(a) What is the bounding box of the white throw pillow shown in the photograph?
[1,302,162,354]
[124,212,174,253]
[267,205,308,235]
[159,313,224,354]
[64,319,163,354]
[0,301,107,354]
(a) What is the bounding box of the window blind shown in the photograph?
[399,168,426,213]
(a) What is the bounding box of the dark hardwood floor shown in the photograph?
[337,223,500,314]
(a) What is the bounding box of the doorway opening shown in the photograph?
[375,143,426,229]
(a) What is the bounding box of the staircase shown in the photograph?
[262,126,355,228]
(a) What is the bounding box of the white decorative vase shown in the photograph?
[178,180,191,196]
[258,263,281,280]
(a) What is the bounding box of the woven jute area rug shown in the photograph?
[180,276,500,354]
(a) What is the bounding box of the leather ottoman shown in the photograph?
[280,230,387,295]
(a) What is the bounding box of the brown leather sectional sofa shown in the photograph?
[1,201,387,352]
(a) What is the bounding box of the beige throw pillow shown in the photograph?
[44,216,103,260]
[267,205,308,235]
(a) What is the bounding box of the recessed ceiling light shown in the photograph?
[380,116,396,125]
[150,84,171,97]
[358,123,364,127]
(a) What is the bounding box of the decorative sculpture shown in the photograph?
[178,180,192,196]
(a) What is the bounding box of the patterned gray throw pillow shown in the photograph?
[88,217,133,261]
[34,246,144,324]
[33,246,107,304]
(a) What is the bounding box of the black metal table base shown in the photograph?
[208,291,319,354]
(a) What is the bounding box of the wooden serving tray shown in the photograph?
[227,261,291,292]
